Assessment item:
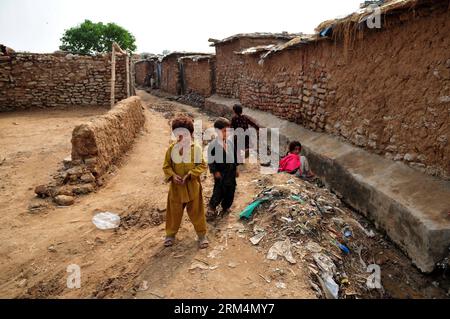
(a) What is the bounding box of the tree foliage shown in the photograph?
[59,20,137,55]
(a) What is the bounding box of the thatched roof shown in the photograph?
[161,51,211,62]
[238,0,448,61]
[315,0,444,36]
[178,54,215,62]
[236,34,326,59]
[209,32,302,46]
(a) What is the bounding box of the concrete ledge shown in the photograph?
[205,95,450,272]
[71,96,145,176]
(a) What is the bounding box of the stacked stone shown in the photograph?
[240,62,333,133]
[0,53,128,111]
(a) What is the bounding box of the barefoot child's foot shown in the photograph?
[164,237,175,247]
[198,236,209,249]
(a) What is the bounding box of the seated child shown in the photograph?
[162,116,209,249]
[278,141,314,178]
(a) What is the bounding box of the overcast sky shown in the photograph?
[0,0,362,54]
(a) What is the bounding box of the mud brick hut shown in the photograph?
[134,56,161,88]
[160,52,211,95]
[178,54,216,97]
[209,32,301,99]
[237,0,450,180]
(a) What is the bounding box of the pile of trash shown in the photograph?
[239,173,387,299]
[176,92,205,108]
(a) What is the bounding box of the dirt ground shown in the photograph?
[0,92,447,299]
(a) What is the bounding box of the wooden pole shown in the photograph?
[110,44,116,108]
[126,54,130,97]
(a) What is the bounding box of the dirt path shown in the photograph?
[0,95,314,298]
[0,92,446,299]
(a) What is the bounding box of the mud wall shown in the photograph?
[239,5,450,179]
[215,38,291,99]
[135,60,152,86]
[71,96,145,177]
[160,56,180,95]
[0,52,129,111]
[181,57,216,97]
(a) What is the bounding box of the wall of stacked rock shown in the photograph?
[239,7,450,180]
[0,52,129,111]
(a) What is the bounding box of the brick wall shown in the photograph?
[180,56,215,97]
[0,52,129,111]
[135,60,152,86]
[160,55,180,95]
[239,4,450,179]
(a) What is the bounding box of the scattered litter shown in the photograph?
[47,245,57,253]
[281,216,294,223]
[334,241,351,254]
[290,195,305,204]
[313,253,337,276]
[309,280,322,297]
[305,242,324,253]
[342,225,353,238]
[208,245,225,259]
[250,232,266,245]
[239,197,271,219]
[227,262,238,268]
[92,212,121,230]
[351,219,376,238]
[137,280,149,291]
[275,282,287,289]
[189,262,218,271]
[259,274,271,283]
[317,274,339,299]
[267,238,297,264]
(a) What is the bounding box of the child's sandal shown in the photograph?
[206,208,216,221]
[164,237,175,247]
[198,236,209,249]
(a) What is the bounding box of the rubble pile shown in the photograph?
[239,173,450,299]
[177,92,205,108]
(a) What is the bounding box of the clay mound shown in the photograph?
[71,96,145,176]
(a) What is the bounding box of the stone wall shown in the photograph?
[180,56,216,97]
[239,4,450,180]
[0,52,129,111]
[71,96,145,177]
[214,37,293,99]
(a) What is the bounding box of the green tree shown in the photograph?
[60,20,137,55]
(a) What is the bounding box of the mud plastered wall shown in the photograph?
[71,96,145,177]
[182,57,216,97]
[240,7,450,179]
[215,38,291,99]
[135,60,153,86]
[0,53,129,111]
[160,56,180,95]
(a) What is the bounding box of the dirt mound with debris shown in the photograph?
[240,173,449,298]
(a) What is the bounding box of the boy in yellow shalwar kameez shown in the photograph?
[163,116,208,249]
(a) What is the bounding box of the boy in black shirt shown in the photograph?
[207,118,239,220]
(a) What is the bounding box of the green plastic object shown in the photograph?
[290,195,305,204]
[239,197,271,219]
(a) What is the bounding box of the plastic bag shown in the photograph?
[92,212,121,230]
[266,238,297,264]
